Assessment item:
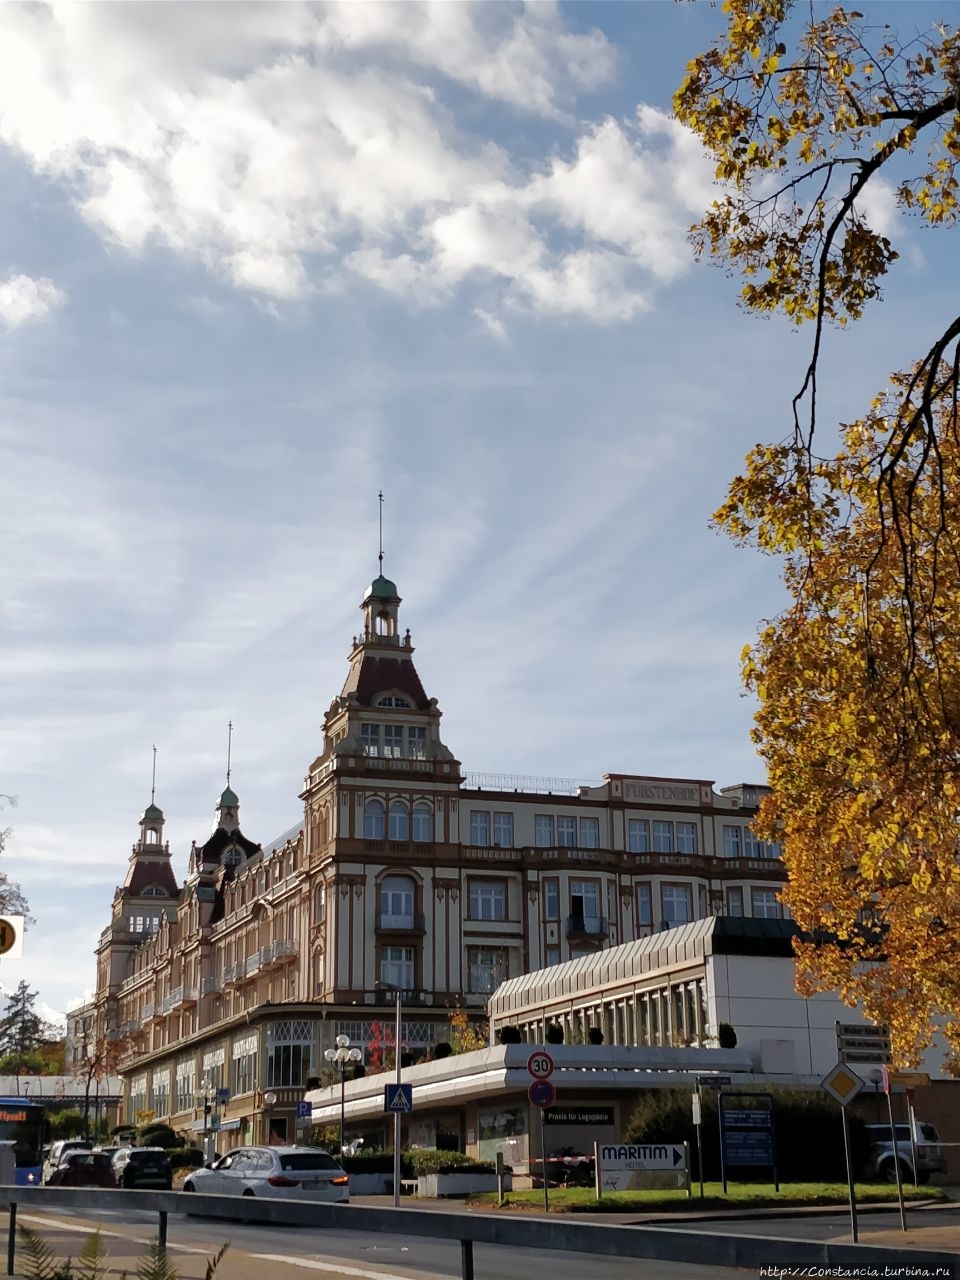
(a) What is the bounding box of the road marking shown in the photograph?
[19,1215,429,1280]
[250,1253,426,1280]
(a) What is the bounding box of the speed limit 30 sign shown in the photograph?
[527,1050,554,1080]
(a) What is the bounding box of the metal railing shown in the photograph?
[0,1186,951,1280]
[565,915,608,938]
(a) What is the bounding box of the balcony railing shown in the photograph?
[182,985,199,1006]
[161,987,183,1014]
[142,1002,155,1020]
[244,953,261,977]
[272,939,297,962]
[200,976,220,996]
[377,912,426,932]
[566,915,608,939]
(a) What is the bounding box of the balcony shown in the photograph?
[200,976,220,996]
[376,912,426,933]
[244,953,261,977]
[181,985,199,1006]
[161,987,183,1014]
[373,988,432,1006]
[566,915,608,940]
[222,962,244,987]
[272,939,297,963]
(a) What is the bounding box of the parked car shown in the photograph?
[864,1121,947,1184]
[47,1152,116,1189]
[183,1145,349,1202]
[93,1145,122,1161]
[112,1146,173,1190]
[42,1139,93,1184]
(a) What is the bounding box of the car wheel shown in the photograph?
[183,1182,195,1192]
[242,1188,255,1197]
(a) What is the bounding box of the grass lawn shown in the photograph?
[467,1181,947,1213]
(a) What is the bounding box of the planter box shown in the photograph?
[347,1172,393,1195]
[416,1172,507,1198]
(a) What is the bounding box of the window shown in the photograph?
[662,884,693,926]
[468,947,507,994]
[142,885,165,897]
[545,946,560,967]
[470,880,505,921]
[676,822,698,855]
[636,883,652,926]
[407,726,427,759]
[388,799,409,842]
[470,811,490,847]
[152,1073,170,1117]
[579,817,599,849]
[381,875,415,928]
[570,880,600,928]
[233,1048,256,1096]
[412,802,433,843]
[628,819,650,854]
[653,821,673,853]
[380,946,415,990]
[174,1063,195,1113]
[315,884,326,923]
[361,724,380,757]
[543,878,559,921]
[534,815,554,847]
[266,1020,313,1089]
[363,798,385,840]
[375,695,410,708]
[493,812,514,848]
[557,816,576,848]
[727,887,744,916]
[383,725,404,758]
[751,888,782,919]
[698,884,708,917]
[723,825,743,857]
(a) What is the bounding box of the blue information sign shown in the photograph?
[296,1101,312,1120]
[719,1092,779,1192]
[384,1083,413,1114]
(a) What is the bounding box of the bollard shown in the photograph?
[460,1238,474,1280]
[6,1201,15,1278]
[158,1209,168,1258]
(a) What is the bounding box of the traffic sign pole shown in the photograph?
[840,1104,859,1244]
[885,1083,908,1232]
[540,1106,548,1213]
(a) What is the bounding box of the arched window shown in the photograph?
[145,828,159,844]
[380,875,415,928]
[412,802,433,843]
[364,798,385,840]
[388,799,409,842]
[375,694,411,708]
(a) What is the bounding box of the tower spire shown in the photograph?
[150,745,157,805]
[226,720,233,787]
[378,490,384,573]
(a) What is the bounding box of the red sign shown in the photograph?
[0,1110,27,1123]
[528,1080,557,1109]
[527,1051,554,1080]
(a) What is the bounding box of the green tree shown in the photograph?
[676,2,960,1064]
[0,981,57,1076]
[0,795,28,919]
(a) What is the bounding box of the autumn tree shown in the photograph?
[676,1,960,1064]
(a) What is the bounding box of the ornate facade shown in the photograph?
[90,573,787,1144]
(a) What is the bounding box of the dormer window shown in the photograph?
[375,695,410,708]
[142,885,165,897]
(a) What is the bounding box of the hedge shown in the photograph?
[624,1087,871,1182]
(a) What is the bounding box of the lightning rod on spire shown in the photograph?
[226,720,233,787]
[151,746,157,805]
[378,490,384,572]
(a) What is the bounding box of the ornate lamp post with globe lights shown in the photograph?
[324,1035,362,1155]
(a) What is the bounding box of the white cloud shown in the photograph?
[0,274,66,329]
[0,2,712,323]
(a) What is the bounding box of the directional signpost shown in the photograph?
[595,1142,690,1196]
[821,1061,864,1243]
[527,1050,555,1211]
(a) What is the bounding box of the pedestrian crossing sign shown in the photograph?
[384,1083,413,1114]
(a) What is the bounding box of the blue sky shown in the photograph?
[0,1,952,1022]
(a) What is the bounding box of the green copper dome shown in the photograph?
[219,786,239,808]
[141,803,164,822]
[363,575,399,601]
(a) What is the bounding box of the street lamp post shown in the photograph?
[196,1078,214,1162]
[324,1035,362,1155]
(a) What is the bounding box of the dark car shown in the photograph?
[48,1152,116,1189]
[113,1146,172,1190]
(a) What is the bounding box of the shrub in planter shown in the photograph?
[341,1149,395,1175]
[545,1025,564,1044]
[138,1122,184,1149]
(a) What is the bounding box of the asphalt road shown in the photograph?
[674,1204,960,1243]
[20,1204,758,1280]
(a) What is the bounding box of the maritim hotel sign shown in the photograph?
[595,1142,690,1193]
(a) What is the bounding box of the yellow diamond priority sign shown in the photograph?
[821,1061,865,1107]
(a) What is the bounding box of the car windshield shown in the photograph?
[919,1124,940,1142]
[279,1153,341,1172]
